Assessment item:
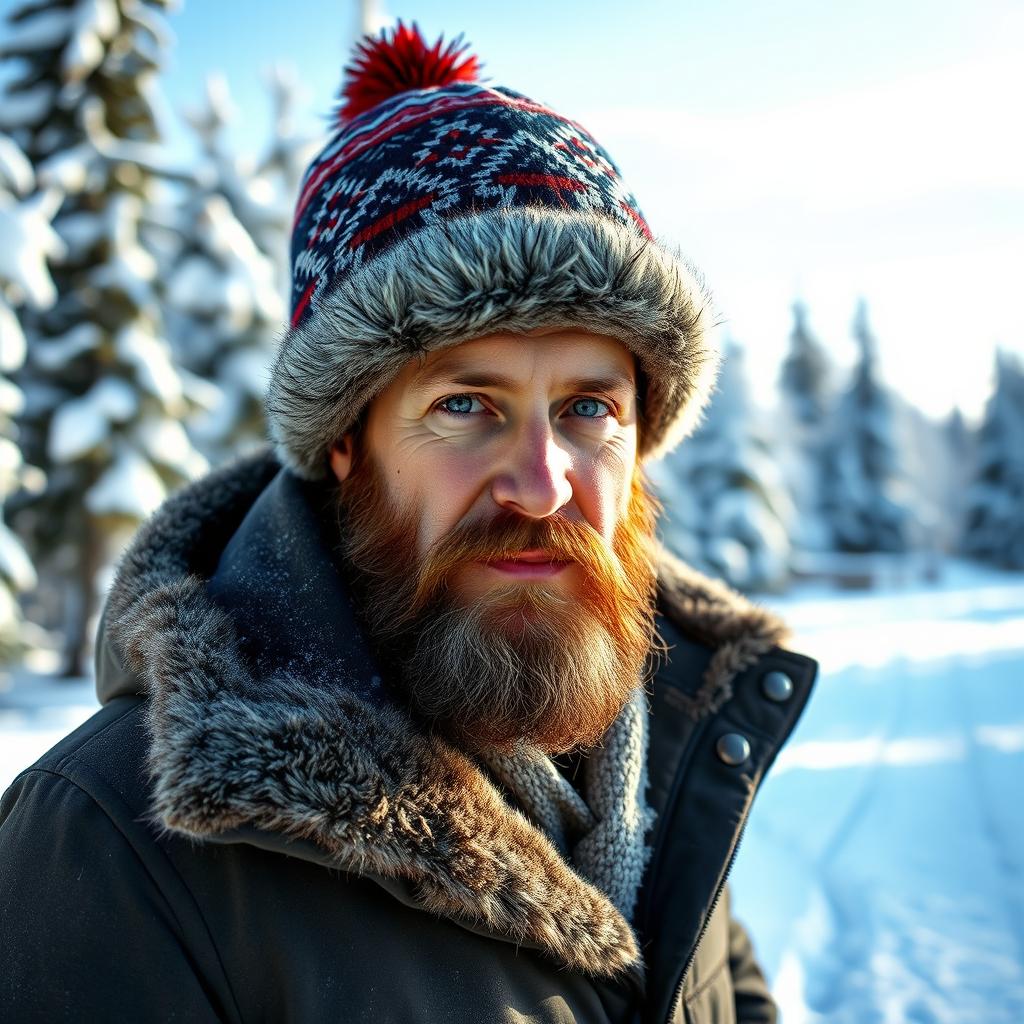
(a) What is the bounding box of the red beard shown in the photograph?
[337,456,659,754]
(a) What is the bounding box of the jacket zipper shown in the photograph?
[661,819,748,1024]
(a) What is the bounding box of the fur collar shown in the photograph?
[104,451,789,980]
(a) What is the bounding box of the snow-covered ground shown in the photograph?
[2,559,1022,1020]
[0,662,96,793]
[733,560,1024,1022]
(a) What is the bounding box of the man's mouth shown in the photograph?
[480,549,570,578]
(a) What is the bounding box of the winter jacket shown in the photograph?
[0,451,817,1023]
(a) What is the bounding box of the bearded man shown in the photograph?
[0,24,816,1024]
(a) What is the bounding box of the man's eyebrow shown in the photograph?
[566,374,637,397]
[411,367,636,396]
[411,370,517,393]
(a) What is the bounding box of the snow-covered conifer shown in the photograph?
[163,70,321,463]
[940,407,974,551]
[250,65,319,296]
[651,341,794,592]
[0,133,62,661]
[2,0,206,675]
[777,300,833,553]
[962,351,1024,569]
[178,70,314,295]
[893,401,960,558]
[779,300,831,428]
[819,300,912,554]
[165,80,281,459]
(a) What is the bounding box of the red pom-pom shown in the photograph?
[337,22,481,125]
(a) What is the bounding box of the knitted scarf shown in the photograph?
[481,688,656,923]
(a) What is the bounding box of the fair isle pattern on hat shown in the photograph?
[267,24,718,479]
[289,82,651,329]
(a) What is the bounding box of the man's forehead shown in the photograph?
[408,333,637,393]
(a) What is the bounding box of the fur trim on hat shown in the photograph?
[267,206,718,479]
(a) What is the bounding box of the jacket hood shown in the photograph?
[101,450,791,980]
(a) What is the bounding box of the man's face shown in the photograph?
[331,330,658,753]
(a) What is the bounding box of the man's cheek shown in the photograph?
[405,495,458,559]
[573,473,628,545]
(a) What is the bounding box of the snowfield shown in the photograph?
[733,561,1024,1022]
[2,560,1022,1020]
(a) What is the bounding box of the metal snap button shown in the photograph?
[761,670,794,703]
[716,733,751,766]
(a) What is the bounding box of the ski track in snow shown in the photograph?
[2,561,1023,1019]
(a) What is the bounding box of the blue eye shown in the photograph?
[571,397,610,418]
[437,394,484,416]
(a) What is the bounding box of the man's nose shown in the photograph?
[491,423,573,519]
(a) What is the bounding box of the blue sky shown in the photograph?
[9,0,1022,419]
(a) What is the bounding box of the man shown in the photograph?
[0,23,816,1024]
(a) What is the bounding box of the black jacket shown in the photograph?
[1,453,816,1023]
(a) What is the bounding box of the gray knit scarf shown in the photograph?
[481,688,656,923]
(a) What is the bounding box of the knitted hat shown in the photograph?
[266,22,718,479]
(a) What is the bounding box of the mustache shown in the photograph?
[410,511,619,613]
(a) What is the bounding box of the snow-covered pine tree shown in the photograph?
[165,75,285,462]
[176,71,306,295]
[942,407,974,552]
[962,351,1024,569]
[1,0,206,676]
[895,400,954,559]
[780,300,831,428]
[0,132,62,661]
[250,65,319,298]
[777,300,832,554]
[819,300,912,554]
[650,341,794,592]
